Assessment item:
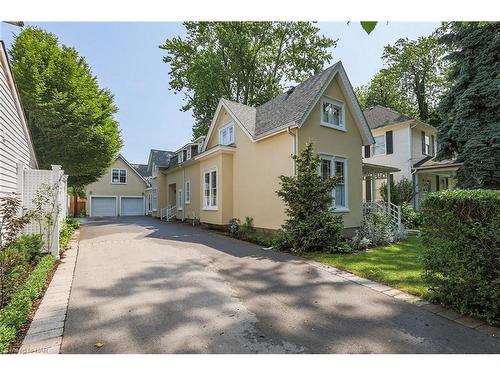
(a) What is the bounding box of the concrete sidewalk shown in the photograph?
[19,231,79,354]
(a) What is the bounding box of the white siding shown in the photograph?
[0,46,36,197]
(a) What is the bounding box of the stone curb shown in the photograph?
[19,229,80,354]
[303,259,499,339]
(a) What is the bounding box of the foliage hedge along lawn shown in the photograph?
[0,255,55,353]
[420,189,500,325]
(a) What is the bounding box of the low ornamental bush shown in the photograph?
[0,234,44,308]
[0,255,55,353]
[59,223,75,252]
[351,210,407,250]
[420,189,500,325]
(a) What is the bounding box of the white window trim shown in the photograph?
[319,154,349,212]
[185,180,191,204]
[178,152,184,163]
[219,123,235,145]
[152,188,158,211]
[186,148,192,160]
[423,134,431,156]
[202,167,218,210]
[320,96,346,131]
[152,164,158,178]
[177,189,183,211]
[111,168,127,184]
[371,134,387,157]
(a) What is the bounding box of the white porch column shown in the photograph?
[370,172,376,202]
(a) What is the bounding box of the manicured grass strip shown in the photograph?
[0,255,56,353]
[303,235,429,298]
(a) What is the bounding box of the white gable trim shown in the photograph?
[0,41,38,168]
[116,154,148,184]
[297,62,375,146]
[202,99,254,152]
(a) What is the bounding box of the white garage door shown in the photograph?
[90,197,117,217]
[121,197,144,216]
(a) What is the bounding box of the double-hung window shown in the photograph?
[219,124,234,145]
[111,168,127,184]
[185,180,191,204]
[424,135,431,155]
[321,97,344,130]
[152,188,158,211]
[319,155,348,211]
[177,189,183,210]
[203,169,217,209]
[372,135,386,156]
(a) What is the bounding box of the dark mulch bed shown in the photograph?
[7,257,62,354]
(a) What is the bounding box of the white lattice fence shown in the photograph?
[19,164,68,258]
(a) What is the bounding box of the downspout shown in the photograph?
[409,122,418,209]
[287,126,297,176]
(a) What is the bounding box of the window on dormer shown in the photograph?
[187,148,191,160]
[178,152,183,163]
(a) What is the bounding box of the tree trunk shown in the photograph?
[73,189,79,218]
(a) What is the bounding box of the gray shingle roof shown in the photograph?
[148,149,175,173]
[130,163,149,178]
[220,62,341,139]
[363,105,413,130]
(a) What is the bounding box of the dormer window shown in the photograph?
[186,148,191,160]
[321,97,345,130]
[219,123,234,145]
[152,164,158,177]
[178,152,184,163]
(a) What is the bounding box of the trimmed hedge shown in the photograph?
[420,189,500,325]
[0,255,55,353]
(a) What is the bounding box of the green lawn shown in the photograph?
[303,235,429,298]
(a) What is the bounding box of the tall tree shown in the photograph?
[9,27,122,215]
[355,68,415,116]
[160,22,336,138]
[382,32,449,124]
[437,22,500,189]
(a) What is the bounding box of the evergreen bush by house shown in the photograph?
[420,189,500,324]
[277,142,345,253]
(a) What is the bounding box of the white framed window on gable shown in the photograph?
[111,168,127,184]
[320,97,345,130]
[219,123,234,145]
[203,168,217,209]
[185,180,191,204]
[319,155,348,211]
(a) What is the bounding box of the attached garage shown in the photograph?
[120,197,144,216]
[90,196,117,217]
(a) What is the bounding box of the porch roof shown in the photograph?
[362,162,400,177]
[413,158,462,172]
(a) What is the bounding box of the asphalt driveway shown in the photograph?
[61,217,500,353]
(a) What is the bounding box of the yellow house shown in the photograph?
[85,154,149,217]
[151,62,375,233]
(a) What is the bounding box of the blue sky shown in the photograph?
[1,22,439,164]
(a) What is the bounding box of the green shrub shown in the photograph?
[65,217,80,230]
[239,217,256,236]
[59,222,75,252]
[420,189,500,325]
[277,142,344,253]
[352,210,407,250]
[401,202,422,229]
[0,255,55,353]
[380,177,416,206]
[0,234,44,308]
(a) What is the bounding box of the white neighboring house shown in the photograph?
[0,40,67,257]
[361,105,460,208]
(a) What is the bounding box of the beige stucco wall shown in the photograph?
[204,107,293,230]
[297,75,363,229]
[85,157,147,214]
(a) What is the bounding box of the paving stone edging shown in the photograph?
[303,258,500,339]
[18,230,80,354]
